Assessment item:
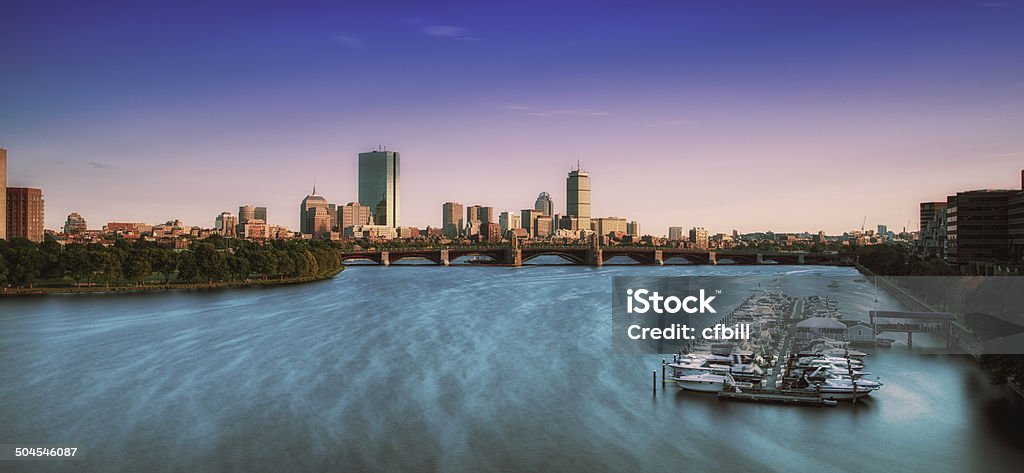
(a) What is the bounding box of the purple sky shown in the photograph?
[1,0,1022,235]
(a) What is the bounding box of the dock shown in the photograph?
[717,390,837,407]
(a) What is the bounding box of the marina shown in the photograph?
[659,286,884,406]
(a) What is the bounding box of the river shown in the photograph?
[1,263,1022,472]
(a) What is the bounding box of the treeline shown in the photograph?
[0,236,345,289]
[856,244,958,276]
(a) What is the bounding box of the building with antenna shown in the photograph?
[566,164,591,232]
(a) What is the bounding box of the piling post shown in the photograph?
[653,370,657,395]
[662,359,666,385]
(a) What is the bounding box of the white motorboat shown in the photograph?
[674,372,727,392]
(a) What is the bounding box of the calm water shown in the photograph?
[1,263,1023,473]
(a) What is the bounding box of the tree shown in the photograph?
[227,255,251,281]
[177,252,199,283]
[63,245,93,286]
[90,250,122,288]
[8,239,44,288]
[193,243,228,283]
[123,250,153,286]
[151,248,178,284]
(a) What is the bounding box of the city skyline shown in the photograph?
[2,1,1023,234]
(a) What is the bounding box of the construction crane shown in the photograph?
[861,216,866,233]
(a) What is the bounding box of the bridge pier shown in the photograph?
[591,249,603,267]
[654,250,664,266]
[708,251,717,265]
[440,249,449,266]
[798,254,805,264]
[510,249,522,267]
[756,253,764,264]
[381,251,390,266]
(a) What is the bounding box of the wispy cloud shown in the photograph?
[88,161,115,170]
[500,104,611,118]
[331,34,364,49]
[422,25,467,37]
[405,18,479,40]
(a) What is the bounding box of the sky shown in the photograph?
[1,0,1023,236]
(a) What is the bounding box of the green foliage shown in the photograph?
[0,238,345,289]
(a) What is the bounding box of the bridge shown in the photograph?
[337,243,844,267]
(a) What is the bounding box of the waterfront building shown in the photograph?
[358,148,400,227]
[945,190,1014,265]
[63,212,87,234]
[535,192,554,216]
[6,187,44,242]
[341,202,372,231]
[566,166,591,231]
[499,211,521,237]
[300,188,330,235]
[345,224,397,240]
[0,148,6,240]
[398,226,421,239]
[215,212,237,238]
[443,202,464,238]
[1011,173,1024,260]
[668,226,683,241]
[591,217,627,237]
[689,227,709,249]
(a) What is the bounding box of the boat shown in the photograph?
[875,337,894,348]
[674,372,727,392]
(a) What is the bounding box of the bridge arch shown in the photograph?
[521,251,587,264]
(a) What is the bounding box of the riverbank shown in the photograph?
[0,266,344,296]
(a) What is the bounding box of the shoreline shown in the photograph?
[0,266,345,296]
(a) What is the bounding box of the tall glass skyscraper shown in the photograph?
[358,149,400,227]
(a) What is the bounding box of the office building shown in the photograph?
[669,226,684,241]
[591,217,627,236]
[689,227,709,249]
[358,148,400,227]
[945,190,1013,265]
[443,202,464,238]
[535,192,554,216]
[239,205,256,224]
[466,205,482,236]
[308,207,331,239]
[0,148,6,240]
[300,187,329,235]
[241,219,268,239]
[521,209,542,237]
[63,212,87,234]
[216,212,238,237]
[918,202,948,259]
[1011,171,1024,260]
[6,187,44,242]
[499,211,521,237]
[340,202,372,231]
[566,166,591,231]
[626,221,641,237]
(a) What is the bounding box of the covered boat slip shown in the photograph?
[868,310,956,348]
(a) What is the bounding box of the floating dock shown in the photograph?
[717,390,838,407]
